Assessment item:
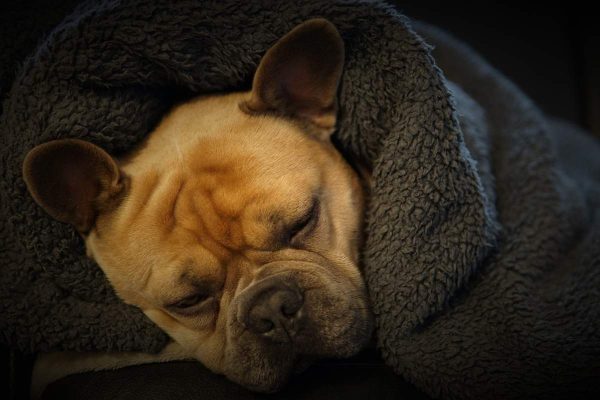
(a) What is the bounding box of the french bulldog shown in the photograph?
[24,18,373,395]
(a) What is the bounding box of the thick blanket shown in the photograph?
[1,0,599,398]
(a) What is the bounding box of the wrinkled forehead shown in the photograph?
[179,130,323,247]
[193,112,324,173]
[183,101,328,203]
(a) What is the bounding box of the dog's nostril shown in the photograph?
[281,297,302,317]
[281,304,294,317]
[256,318,275,334]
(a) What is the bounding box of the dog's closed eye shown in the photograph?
[166,291,214,316]
[171,293,209,309]
[288,199,320,245]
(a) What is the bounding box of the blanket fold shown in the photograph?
[1,1,598,398]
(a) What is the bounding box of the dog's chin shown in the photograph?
[223,344,295,393]
[224,273,373,393]
[224,355,318,393]
[224,326,370,393]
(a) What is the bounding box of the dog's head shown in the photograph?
[23,19,372,392]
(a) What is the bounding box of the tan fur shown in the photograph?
[27,19,371,396]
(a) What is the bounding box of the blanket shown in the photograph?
[1,0,598,398]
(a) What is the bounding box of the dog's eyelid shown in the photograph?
[166,291,210,310]
[288,198,320,243]
[165,294,218,318]
[169,272,221,306]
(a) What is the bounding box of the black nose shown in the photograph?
[241,279,304,342]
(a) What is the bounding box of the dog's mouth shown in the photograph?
[228,356,317,393]
[223,265,373,392]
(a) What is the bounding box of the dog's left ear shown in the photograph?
[22,139,126,233]
[243,18,344,140]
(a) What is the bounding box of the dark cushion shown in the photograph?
[42,350,432,400]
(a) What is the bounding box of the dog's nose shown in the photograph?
[242,280,304,342]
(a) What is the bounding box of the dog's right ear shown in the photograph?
[23,139,127,233]
[242,18,344,140]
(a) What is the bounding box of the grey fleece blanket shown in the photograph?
[1,0,599,398]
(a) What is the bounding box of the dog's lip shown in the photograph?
[232,356,311,393]
[228,370,290,394]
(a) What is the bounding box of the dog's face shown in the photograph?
[23,19,372,392]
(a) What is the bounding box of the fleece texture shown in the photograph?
[0,0,598,398]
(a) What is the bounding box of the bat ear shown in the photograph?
[23,139,127,233]
[243,18,345,139]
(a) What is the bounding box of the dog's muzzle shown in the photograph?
[224,261,371,393]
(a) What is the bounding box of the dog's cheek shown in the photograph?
[298,288,372,357]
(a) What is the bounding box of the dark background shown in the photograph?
[397,1,599,137]
[1,1,598,136]
[1,1,599,399]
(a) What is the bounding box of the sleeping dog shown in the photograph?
[24,19,373,395]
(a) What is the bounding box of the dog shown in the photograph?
[24,18,373,395]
